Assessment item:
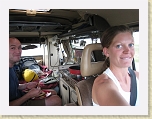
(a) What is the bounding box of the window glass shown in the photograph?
[71,38,100,49]
[133,31,139,71]
[21,44,44,56]
[21,32,139,71]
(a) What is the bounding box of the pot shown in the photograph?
[69,65,81,75]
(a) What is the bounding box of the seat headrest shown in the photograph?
[80,43,105,77]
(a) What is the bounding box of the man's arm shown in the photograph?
[18,82,38,90]
[9,88,41,106]
[18,83,27,90]
[9,93,31,106]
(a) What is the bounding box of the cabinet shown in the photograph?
[59,78,70,105]
[59,77,77,105]
[69,86,77,103]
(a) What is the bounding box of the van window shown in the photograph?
[21,32,139,71]
[21,44,44,56]
[133,31,139,71]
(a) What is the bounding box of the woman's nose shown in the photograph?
[123,46,130,53]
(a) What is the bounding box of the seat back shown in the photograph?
[81,43,105,77]
[75,77,95,106]
[75,43,105,106]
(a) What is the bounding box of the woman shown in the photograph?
[92,25,139,106]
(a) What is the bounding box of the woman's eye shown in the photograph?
[129,43,134,47]
[116,44,122,49]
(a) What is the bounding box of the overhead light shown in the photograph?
[26,9,50,16]
[10,9,51,16]
[26,9,36,16]
[22,45,37,50]
[36,9,50,12]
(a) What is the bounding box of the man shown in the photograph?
[9,37,62,106]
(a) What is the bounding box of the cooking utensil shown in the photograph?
[69,65,81,75]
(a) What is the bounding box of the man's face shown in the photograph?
[9,38,22,66]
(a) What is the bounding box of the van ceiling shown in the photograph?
[9,9,139,43]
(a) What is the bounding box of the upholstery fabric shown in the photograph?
[75,77,96,106]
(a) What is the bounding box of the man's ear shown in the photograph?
[103,47,109,57]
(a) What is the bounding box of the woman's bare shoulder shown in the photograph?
[92,74,127,106]
[94,74,113,84]
[93,74,117,91]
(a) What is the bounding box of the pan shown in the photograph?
[69,65,81,75]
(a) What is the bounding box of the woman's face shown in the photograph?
[103,32,135,68]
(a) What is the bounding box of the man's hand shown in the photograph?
[26,82,38,90]
[26,88,42,99]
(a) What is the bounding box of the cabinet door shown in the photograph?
[59,78,70,105]
[70,87,77,103]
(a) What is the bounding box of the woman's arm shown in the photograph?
[92,75,130,106]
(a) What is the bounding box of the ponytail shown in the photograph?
[101,57,110,73]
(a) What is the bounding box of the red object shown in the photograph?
[39,82,59,89]
[69,66,81,75]
[32,89,51,100]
